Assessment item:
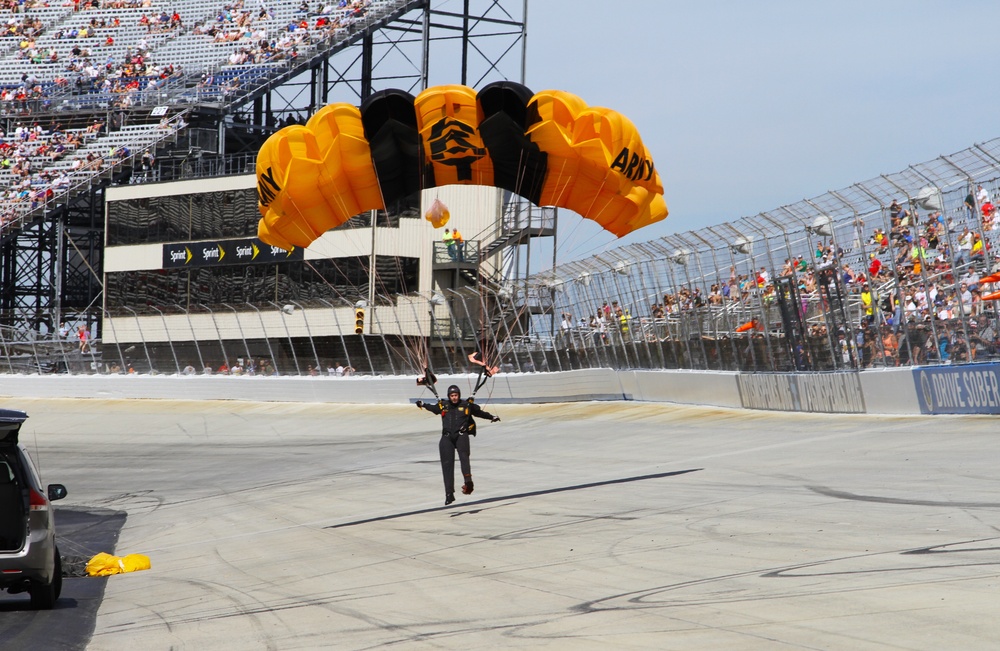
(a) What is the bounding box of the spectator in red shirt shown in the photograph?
[868,253,882,279]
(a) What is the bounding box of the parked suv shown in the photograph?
[0,409,67,609]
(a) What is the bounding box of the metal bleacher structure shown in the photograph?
[0,0,535,374]
[5,1,996,378]
[532,140,1000,374]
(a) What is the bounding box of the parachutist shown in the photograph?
[416,384,499,504]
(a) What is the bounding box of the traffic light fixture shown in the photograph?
[354,308,365,335]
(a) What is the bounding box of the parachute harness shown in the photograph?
[466,351,498,402]
[416,350,499,415]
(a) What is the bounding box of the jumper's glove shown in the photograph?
[491,416,501,423]
[416,400,423,408]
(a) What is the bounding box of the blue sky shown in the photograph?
[519,0,1000,263]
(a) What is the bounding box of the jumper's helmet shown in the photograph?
[447,385,461,397]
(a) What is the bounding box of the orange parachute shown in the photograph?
[424,197,450,229]
[256,82,667,249]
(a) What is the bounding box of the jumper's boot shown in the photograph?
[461,475,474,495]
[445,492,455,505]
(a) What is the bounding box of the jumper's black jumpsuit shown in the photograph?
[419,399,497,496]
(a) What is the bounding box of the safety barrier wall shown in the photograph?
[3,365,992,415]
[0,369,627,406]
[910,362,1000,415]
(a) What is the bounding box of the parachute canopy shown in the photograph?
[424,197,450,229]
[256,82,667,249]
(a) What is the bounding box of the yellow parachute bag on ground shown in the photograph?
[86,552,151,576]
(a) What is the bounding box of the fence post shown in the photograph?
[101,308,128,372]
[269,301,302,375]
[245,302,278,375]
[317,298,353,373]
[289,300,322,373]
[198,303,230,372]
[122,306,154,372]
[370,296,398,375]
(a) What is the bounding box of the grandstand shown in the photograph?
[0,0,538,375]
[0,0,997,379]
[0,0,420,234]
[538,139,1000,373]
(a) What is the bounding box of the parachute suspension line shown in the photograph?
[578,181,615,231]
[467,351,497,399]
[556,177,617,261]
[357,250,405,370]
[282,193,324,246]
[303,258,361,308]
[559,229,617,264]
[557,195,614,257]
[512,147,538,238]
[398,296,435,379]
[545,157,572,208]
[417,364,440,399]
[329,194,365,246]
[465,273,503,402]
[354,159,420,376]
[303,250,384,315]
[400,334,425,376]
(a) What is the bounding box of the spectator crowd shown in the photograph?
[557,184,1000,371]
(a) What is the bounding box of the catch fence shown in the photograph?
[532,138,1000,373]
[3,139,1000,377]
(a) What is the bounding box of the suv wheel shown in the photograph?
[28,548,61,610]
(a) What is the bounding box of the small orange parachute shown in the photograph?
[425,197,450,228]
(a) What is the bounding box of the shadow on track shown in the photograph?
[326,468,703,530]
[0,507,125,651]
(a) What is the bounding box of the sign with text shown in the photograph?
[738,372,866,414]
[162,239,301,269]
[913,363,1000,414]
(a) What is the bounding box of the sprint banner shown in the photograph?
[913,363,1000,414]
[162,239,302,269]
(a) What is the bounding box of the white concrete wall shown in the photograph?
[857,367,921,414]
[625,370,742,408]
[0,366,979,415]
[0,369,623,405]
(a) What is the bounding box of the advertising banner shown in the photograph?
[738,372,866,413]
[913,363,1000,414]
[162,239,301,269]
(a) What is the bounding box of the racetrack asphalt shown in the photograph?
[4,397,1000,650]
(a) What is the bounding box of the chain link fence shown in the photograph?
[530,139,1000,373]
[4,139,1000,377]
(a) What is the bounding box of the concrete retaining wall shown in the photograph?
[0,365,994,415]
